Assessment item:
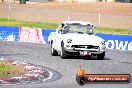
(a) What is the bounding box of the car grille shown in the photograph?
[71,45,99,49]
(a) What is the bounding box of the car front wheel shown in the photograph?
[60,43,67,59]
[97,52,105,60]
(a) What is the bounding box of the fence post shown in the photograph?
[67,7,70,21]
[67,3,70,21]
[37,8,40,22]
[8,3,11,20]
[98,12,101,26]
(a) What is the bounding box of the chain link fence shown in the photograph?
[0,2,132,28]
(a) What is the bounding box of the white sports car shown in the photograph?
[48,21,106,60]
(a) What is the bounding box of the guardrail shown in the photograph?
[0,26,131,51]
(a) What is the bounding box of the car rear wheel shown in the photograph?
[97,52,105,60]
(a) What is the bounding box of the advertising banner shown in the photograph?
[0,26,131,51]
[96,33,132,51]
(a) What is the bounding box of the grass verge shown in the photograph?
[0,61,11,77]
[96,27,132,35]
[0,18,132,35]
[0,18,59,29]
[0,60,27,78]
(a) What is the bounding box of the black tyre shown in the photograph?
[60,42,67,59]
[51,44,58,56]
[97,52,105,60]
[85,55,91,60]
[76,75,86,85]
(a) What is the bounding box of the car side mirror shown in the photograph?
[62,23,65,27]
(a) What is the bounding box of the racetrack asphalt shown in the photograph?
[0,41,132,88]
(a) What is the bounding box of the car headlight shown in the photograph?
[100,46,106,49]
[67,39,72,43]
[100,41,106,49]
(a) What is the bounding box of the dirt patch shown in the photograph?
[18,2,132,15]
[0,58,62,85]
[0,2,132,28]
[0,60,28,79]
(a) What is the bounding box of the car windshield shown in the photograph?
[63,24,94,34]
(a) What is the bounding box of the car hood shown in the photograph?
[62,33,104,46]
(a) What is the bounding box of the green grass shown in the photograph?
[0,60,11,77]
[0,60,28,78]
[0,18,59,29]
[0,61,11,71]
[96,27,132,35]
[0,18,132,35]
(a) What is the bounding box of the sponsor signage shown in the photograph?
[0,26,131,51]
[76,66,131,85]
[96,33,132,51]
